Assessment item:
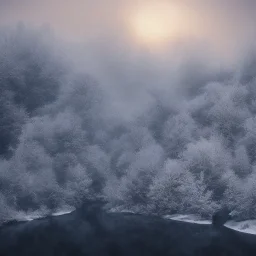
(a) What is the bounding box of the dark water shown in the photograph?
[0,203,256,256]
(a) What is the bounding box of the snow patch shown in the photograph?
[164,214,211,224]
[51,207,75,216]
[12,210,48,222]
[2,206,76,225]
[225,220,256,235]
[164,214,256,235]
[109,208,135,214]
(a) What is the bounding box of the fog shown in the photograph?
[1,1,256,221]
[1,0,256,120]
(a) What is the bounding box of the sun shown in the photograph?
[129,2,189,46]
[134,11,171,42]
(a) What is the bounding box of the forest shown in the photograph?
[1,25,256,222]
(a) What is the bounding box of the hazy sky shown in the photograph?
[1,0,256,119]
[1,0,255,47]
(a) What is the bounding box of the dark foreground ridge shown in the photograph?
[0,202,256,256]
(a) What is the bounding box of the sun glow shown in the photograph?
[130,2,192,46]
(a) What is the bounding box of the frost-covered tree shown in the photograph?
[63,164,93,208]
[6,138,61,210]
[148,159,196,215]
[190,172,220,217]
[224,170,256,220]
[163,112,198,158]
[108,126,155,178]
[208,85,249,145]
[223,172,245,219]
[24,111,87,157]
[148,160,218,217]
[240,171,256,219]
[181,136,232,199]
[111,143,164,212]
[0,90,26,156]
[241,117,256,164]
[232,145,252,178]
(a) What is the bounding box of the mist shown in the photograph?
[1,1,256,221]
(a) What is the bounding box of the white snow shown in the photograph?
[225,220,256,235]
[164,214,211,225]
[51,207,75,216]
[12,211,47,222]
[109,208,135,214]
[164,214,256,235]
[3,206,76,224]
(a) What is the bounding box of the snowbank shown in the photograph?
[1,206,76,224]
[225,220,256,235]
[108,208,135,214]
[164,214,256,235]
[51,207,76,217]
[164,214,211,225]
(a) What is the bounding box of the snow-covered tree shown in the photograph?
[64,164,93,207]
[148,159,196,215]
[241,117,256,164]
[181,136,232,199]
[148,159,218,217]
[223,172,244,219]
[0,89,26,156]
[113,143,164,212]
[190,172,220,217]
[163,112,198,159]
[232,145,252,178]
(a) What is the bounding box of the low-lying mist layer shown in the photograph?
[1,25,256,221]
